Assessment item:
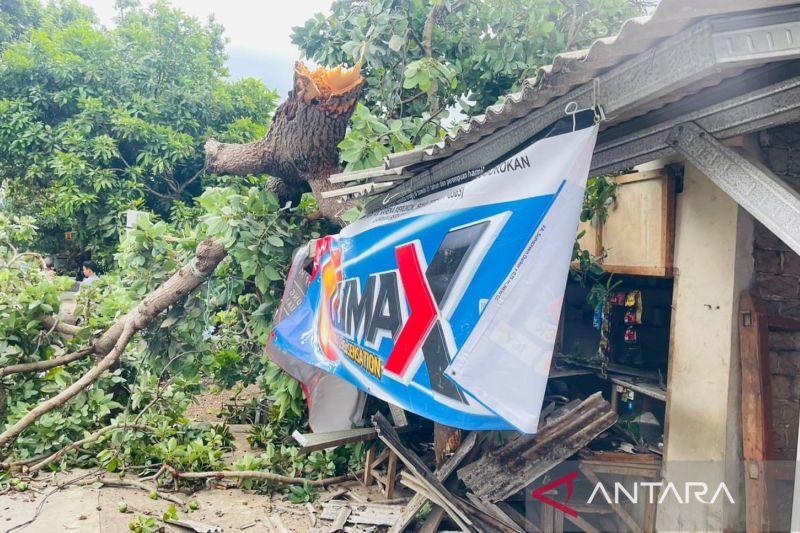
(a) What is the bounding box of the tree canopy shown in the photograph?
[292,0,651,171]
[0,0,278,262]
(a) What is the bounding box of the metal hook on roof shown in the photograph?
[565,78,606,130]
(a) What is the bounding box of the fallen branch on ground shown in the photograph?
[90,475,187,506]
[0,239,228,449]
[166,464,362,487]
[27,423,155,474]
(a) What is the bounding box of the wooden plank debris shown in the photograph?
[329,506,352,532]
[329,167,413,184]
[418,507,446,533]
[458,392,618,502]
[388,431,477,533]
[165,519,222,533]
[320,501,403,526]
[466,493,524,532]
[292,424,416,453]
[373,412,479,532]
[306,502,317,528]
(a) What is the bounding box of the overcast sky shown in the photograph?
[80,0,333,96]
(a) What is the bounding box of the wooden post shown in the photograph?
[385,450,398,499]
[738,290,773,533]
[364,443,376,486]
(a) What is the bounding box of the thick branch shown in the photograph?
[205,62,363,222]
[0,347,94,378]
[92,475,186,506]
[40,316,83,337]
[0,240,227,449]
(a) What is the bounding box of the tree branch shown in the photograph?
[0,239,228,449]
[27,423,155,474]
[0,347,94,378]
[39,316,83,337]
[167,465,361,487]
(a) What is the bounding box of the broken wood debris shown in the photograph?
[458,391,618,502]
[320,501,403,526]
[373,412,483,532]
[292,423,415,453]
[329,505,352,532]
[389,431,478,533]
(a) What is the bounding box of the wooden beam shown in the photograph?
[385,450,399,499]
[373,413,478,532]
[739,290,774,533]
[390,431,478,533]
[292,424,416,453]
[364,444,377,486]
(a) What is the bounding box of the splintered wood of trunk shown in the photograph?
[205,61,363,222]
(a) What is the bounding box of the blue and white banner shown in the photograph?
[271,125,598,432]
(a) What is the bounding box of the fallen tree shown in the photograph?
[205,61,364,221]
[1,62,364,472]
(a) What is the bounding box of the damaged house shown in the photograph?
[308,0,800,531]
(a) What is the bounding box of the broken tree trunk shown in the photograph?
[205,62,364,222]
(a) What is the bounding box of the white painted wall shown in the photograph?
[656,162,753,532]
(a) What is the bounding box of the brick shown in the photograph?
[754,222,791,252]
[754,249,783,274]
[784,252,800,276]
[770,352,798,376]
[770,332,800,351]
[774,427,790,453]
[791,377,800,400]
[757,273,800,301]
[763,299,783,317]
[781,299,800,320]
[773,399,799,428]
[773,375,793,399]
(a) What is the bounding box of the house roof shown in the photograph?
[325,0,800,201]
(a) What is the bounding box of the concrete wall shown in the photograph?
[657,162,753,532]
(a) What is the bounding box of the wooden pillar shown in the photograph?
[738,290,773,533]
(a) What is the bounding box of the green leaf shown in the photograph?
[267,235,284,248]
[388,34,405,52]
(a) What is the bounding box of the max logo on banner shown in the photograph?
[312,217,504,403]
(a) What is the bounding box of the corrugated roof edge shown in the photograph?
[379,0,799,169]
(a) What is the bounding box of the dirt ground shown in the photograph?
[2,390,397,533]
[0,470,393,532]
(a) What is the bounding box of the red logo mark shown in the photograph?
[531,471,579,517]
[384,242,438,377]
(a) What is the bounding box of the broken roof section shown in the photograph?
[326,0,800,200]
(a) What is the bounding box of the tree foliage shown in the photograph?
[0,1,278,262]
[0,186,357,490]
[293,0,650,170]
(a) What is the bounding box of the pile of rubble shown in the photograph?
[297,392,627,532]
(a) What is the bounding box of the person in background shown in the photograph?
[43,256,57,279]
[81,260,101,286]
